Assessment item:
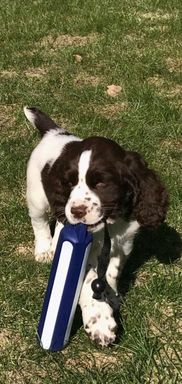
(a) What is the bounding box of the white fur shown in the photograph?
[80,268,117,347]
[26,129,81,261]
[79,218,139,345]
[24,106,37,127]
[25,110,140,346]
[65,150,103,225]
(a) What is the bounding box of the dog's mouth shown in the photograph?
[87,218,104,230]
[62,216,104,229]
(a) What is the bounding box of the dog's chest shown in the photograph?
[87,219,131,268]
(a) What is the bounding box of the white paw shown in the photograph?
[35,250,54,263]
[35,237,53,263]
[82,300,117,347]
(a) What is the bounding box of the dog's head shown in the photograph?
[42,136,168,230]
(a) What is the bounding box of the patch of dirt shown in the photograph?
[74,72,100,87]
[123,33,145,42]
[18,49,38,58]
[74,54,83,63]
[0,330,12,349]
[5,371,25,384]
[16,243,33,255]
[1,326,66,384]
[148,318,162,337]
[5,361,48,384]
[155,38,180,51]
[147,75,182,105]
[24,68,47,78]
[166,57,182,73]
[148,301,182,344]
[40,33,99,48]
[148,75,165,87]
[135,12,172,32]
[0,104,17,131]
[0,103,36,138]
[0,70,18,78]
[147,25,169,32]
[0,329,26,351]
[106,84,123,97]
[65,351,120,372]
[5,362,58,384]
[97,102,128,118]
[136,11,177,22]
[161,139,182,151]
[134,271,150,287]
[165,84,182,97]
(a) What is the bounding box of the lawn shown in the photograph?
[0,0,181,383]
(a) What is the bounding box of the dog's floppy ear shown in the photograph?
[121,151,169,227]
[134,168,169,227]
[118,174,138,219]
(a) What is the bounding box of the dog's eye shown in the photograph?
[95,182,105,189]
[62,170,78,189]
[90,173,107,190]
[91,181,106,190]
[62,179,74,189]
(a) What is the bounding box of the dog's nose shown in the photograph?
[71,205,87,219]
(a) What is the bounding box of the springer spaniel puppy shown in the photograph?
[24,107,168,347]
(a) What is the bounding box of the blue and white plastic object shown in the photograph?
[37,223,93,351]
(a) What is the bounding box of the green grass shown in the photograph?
[0,0,181,383]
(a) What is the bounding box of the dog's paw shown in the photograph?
[82,300,117,347]
[35,250,54,263]
[34,238,53,263]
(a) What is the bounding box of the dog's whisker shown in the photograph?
[55,208,66,214]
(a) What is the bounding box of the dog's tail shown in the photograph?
[24,106,65,137]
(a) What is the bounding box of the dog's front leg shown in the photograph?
[106,254,123,294]
[105,254,124,310]
[27,189,53,262]
[79,268,117,347]
[30,212,53,262]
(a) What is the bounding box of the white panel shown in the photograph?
[40,241,73,350]
[63,242,92,345]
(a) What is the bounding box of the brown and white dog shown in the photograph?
[24,107,168,346]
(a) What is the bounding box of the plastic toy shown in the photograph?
[37,223,93,351]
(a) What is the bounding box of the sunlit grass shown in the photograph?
[0,0,181,383]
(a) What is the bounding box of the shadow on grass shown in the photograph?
[114,223,182,341]
[119,223,182,296]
